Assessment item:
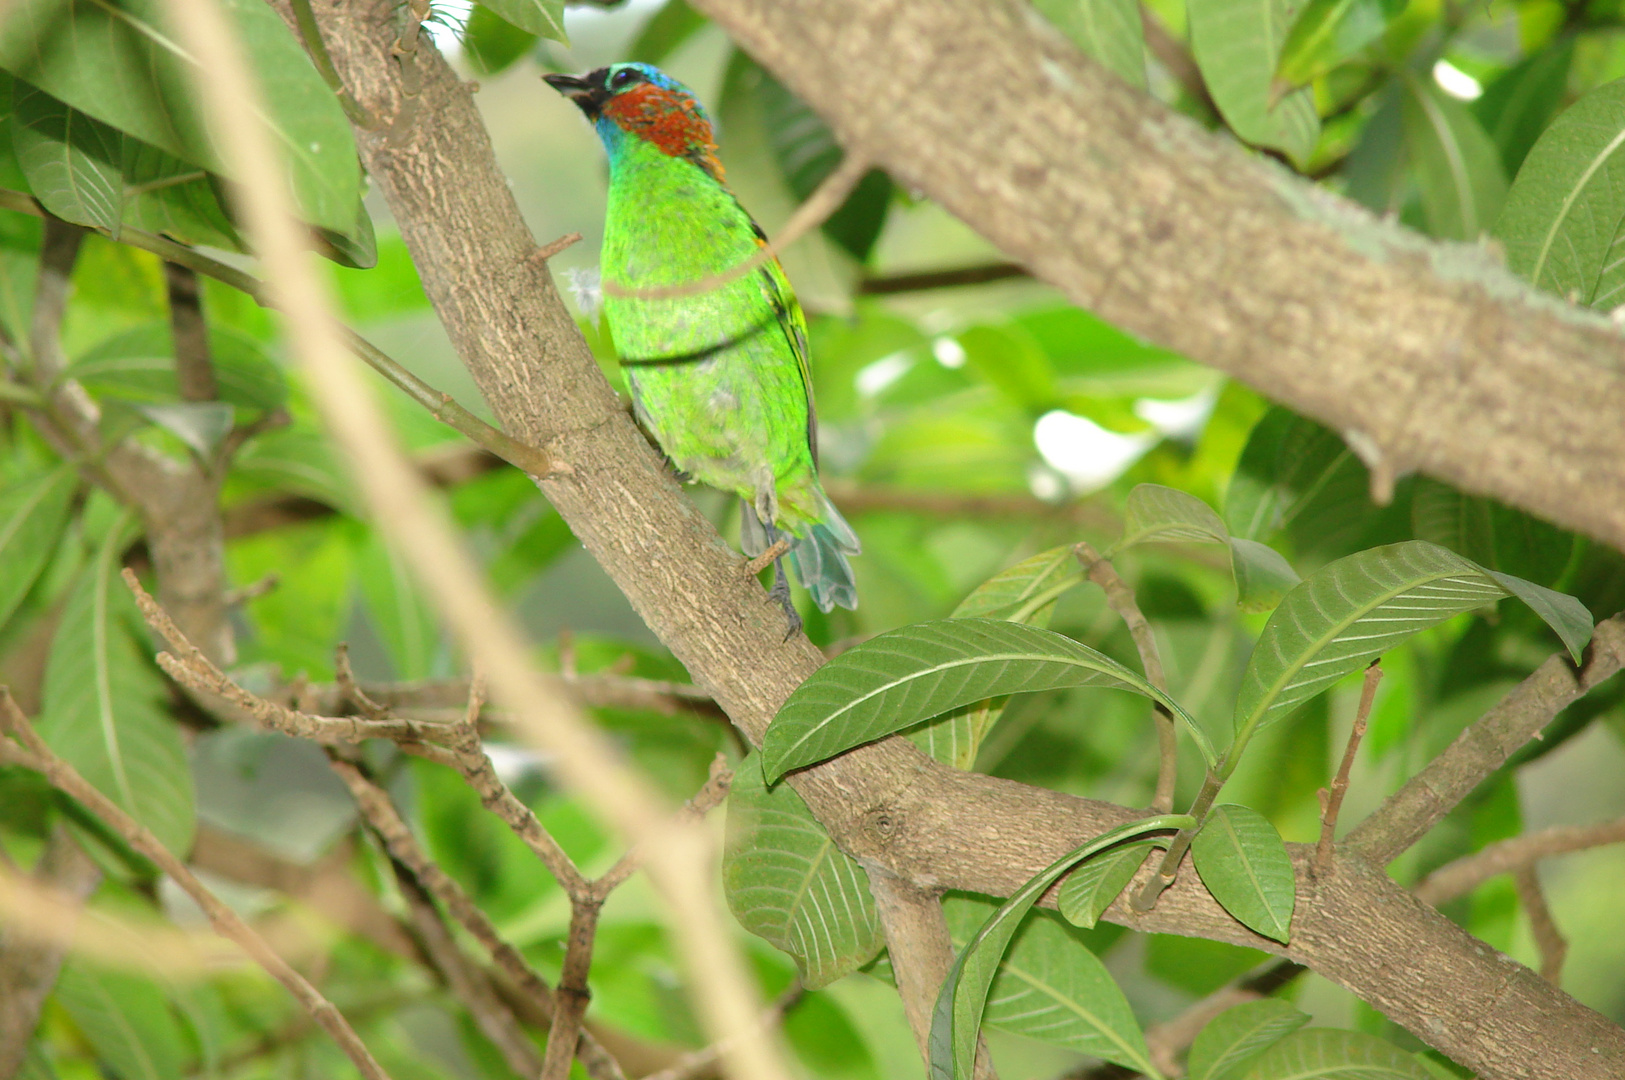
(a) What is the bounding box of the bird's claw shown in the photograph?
[768,561,802,640]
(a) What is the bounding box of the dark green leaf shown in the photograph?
[724,752,884,988]
[36,516,196,855]
[1225,407,1372,554]
[929,816,1190,1080]
[1057,839,1160,929]
[763,618,1211,781]
[1191,804,1295,943]
[1276,0,1393,90]
[1240,1028,1434,1078]
[11,81,122,232]
[628,0,708,65]
[465,4,538,75]
[1188,998,1310,1080]
[1496,78,1625,306]
[944,897,1150,1065]
[1229,537,1300,612]
[1473,37,1574,177]
[1034,0,1147,89]
[54,964,191,1080]
[1188,0,1319,164]
[0,463,76,632]
[0,0,365,242]
[72,323,288,413]
[1485,570,1591,663]
[1400,72,1507,240]
[1410,478,1573,586]
[480,0,566,42]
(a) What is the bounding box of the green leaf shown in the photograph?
[480,0,566,42]
[1188,0,1320,165]
[358,530,440,680]
[756,61,893,262]
[1409,478,1573,586]
[1224,407,1373,556]
[1231,541,1591,749]
[1472,37,1574,176]
[1400,72,1507,240]
[54,964,191,1080]
[36,516,196,855]
[1034,0,1147,89]
[464,5,538,75]
[11,80,123,232]
[929,816,1191,1080]
[0,463,76,632]
[1495,78,1625,306]
[1191,804,1295,943]
[1115,483,1229,551]
[1188,999,1310,1080]
[959,324,1057,413]
[1229,537,1300,612]
[944,897,1151,1067]
[72,323,289,413]
[1485,570,1591,664]
[1275,0,1394,90]
[0,0,366,243]
[628,0,708,65]
[723,752,884,988]
[763,618,1212,781]
[1240,1028,1434,1078]
[908,546,1081,769]
[136,401,234,458]
[1057,839,1161,929]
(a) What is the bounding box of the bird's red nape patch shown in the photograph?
[603,84,725,180]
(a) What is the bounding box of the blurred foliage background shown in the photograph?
[3,0,1625,1076]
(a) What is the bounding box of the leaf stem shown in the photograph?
[1130,768,1225,911]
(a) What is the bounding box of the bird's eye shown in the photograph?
[610,68,639,90]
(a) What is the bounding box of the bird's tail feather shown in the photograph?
[739,489,860,613]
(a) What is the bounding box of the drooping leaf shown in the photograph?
[1188,998,1310,1080]
[908,546,1081,769]
[1485,570,1592,663]
[464,4,538,75]
[0,463,77,632]
[1400,72,1507,240]
[36,516,196,855]
[1239,1028,1434,1078]
[1057,839,1162,929]
[54,964,192,1080]
[1191,805,1295,943]
[479,0,566,42]
[944,897,1151,1067]
[929,816,1191,1080]
[0,0,366,244]
[1472,37,1574,176]
[1115,483,1230,551]
[723,752,884,988]
[763,618,1212,781]
[1231,541,1591,750]
[1495,78,1625,307]
[1034,0,1148,89]
[1228,537,1301,613]
[1188,0,1320,164]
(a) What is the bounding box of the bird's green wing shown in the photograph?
[755,240,818,464]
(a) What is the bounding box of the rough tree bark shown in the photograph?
[295,0,1625,1076]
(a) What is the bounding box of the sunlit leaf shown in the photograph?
[1057,839,1161,929]
[0,463,76,632]
[1034,0,1147,89]
[480,0,566,42]
[1229,537,1300,613]
[1188,998,1310,1080]
[1275,0,1396,90]
[1191,804,1295,943]
[724,752,884,988]
[1496,78,1625,307]
[1188,0,1319,164]
[1239,1028,1434,1078]
[1400,72,1507,240]
[1115,483,1229,551]
[763,618,1212,781]
[464,4,537,74]
[929,816,1189,1080]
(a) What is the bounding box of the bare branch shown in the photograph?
[1513,867,1567,985]
[1316,662,1381,876]
[165,262,218,403]
[1414,817,1625,907]
[0,692,394,1080]
[1075,542,1174,813]
[857,261,1029,294]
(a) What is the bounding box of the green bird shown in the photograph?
[545,63,859,630]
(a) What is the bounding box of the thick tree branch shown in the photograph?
[693,0,1625,556]
[297,2,1625,1075]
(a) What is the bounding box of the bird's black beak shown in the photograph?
[544,71,609,119]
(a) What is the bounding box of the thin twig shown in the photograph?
[1414,817,1625,906]
[857,261,1029,294]
[335,642,390,721]
[742,537,792,577]
[542,897,603,1080]
[0,691,394,1080]
[1316,662,1381,877]
[164,262,218,403]
[533,232,583,262]
[601,154,871,301]
[1075,542,1175,813]
[1512,867,1567,984]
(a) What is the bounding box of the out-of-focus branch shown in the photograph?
[1075,542,1174,813]
[165,262,218,402]
[640,981,807,1080]
[1349,614,1625,863]
[1513,867,1567,984]
[0,692,393,1080]
[1414,817,1625,906]
[856,261,1029,294]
